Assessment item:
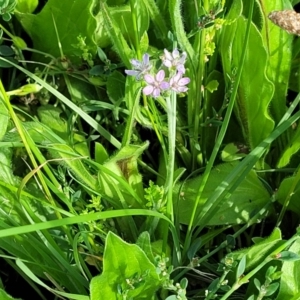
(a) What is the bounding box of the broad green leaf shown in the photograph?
[229,228,283,273]
[260,0,292,125]
[95,142,109,164]
[52,143,98,190]
[220,13,274,149]
[98,142,149,206]
[276,239,300,299]
[94,3,149,50]
[17,0,97,62]
[37,105,89,156]
[173,163,270,225]
[136,231,155,264]
[221,142,248,162]
[0,289,20,300]
[276,176,300,215]
[141,0,169,45]
[90,232,161,300]
[277,122,300,167]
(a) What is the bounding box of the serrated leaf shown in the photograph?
[90,232,161,300]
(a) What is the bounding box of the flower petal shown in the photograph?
[125,70,139,76]
[179,52,187,63]
[178,77,190,86]
[142,53,150,65]
[177,86,188,92]
[177,64,185,73]
[153,88,161,98]
[172,49,180,59]
[163,60,172,68]
[156,70,165,82]
[130,59,142,68]
[143,86,154,95]
[144,74,155,84]
[160,81,170,90]
[173,72,182,82]
[164,49,173,61]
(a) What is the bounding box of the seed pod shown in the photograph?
[268,10,300,36]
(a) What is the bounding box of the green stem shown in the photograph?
[162,92,177,252]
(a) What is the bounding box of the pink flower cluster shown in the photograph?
[125,49,190,98]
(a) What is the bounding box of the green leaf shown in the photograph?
[16,0,38,13]
[205,80,219,93]
[277,251,300,262]
[90,232,161,300]
[173,162,270,225]
[0,45,14,56]
[98,142,149,207]
[277,124,300,167]
[236,255,246,279]
[265,282,279,296]
[276,239,300,299]
[0,98,9,141]
[221,142,248,162]
[276,176,300,215]
[107,71,126,104]
[37,105,89,157]
[261,0,292,124]
[230,228,283,273]
[95,142,109,164]
[94,2,149,50]
[17,0,97,62]
[136,231,155,264]
[220,13,274,149]
[0,289,20,300]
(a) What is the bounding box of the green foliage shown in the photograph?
[277,239,300,299]
[16,0,97,62]
[90,232,161,299]
[0,289,20,300]
[220,1,274,150]
[174,162,270,225]
[2,0,300,298]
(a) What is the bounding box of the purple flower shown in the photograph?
[125,53,152,80]
[161,49,187,74]
[169,72,190,93]
[143,70,170,98]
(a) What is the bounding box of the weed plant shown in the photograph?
[0,0,300,299]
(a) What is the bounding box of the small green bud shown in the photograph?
[12,36,27,49]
